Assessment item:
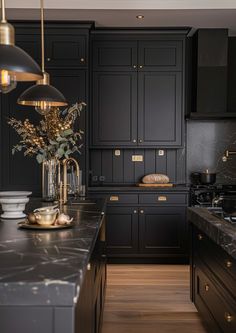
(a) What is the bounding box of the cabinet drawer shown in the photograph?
[139,193,187,205]
[195,265,236,333]
[108,194,138,205]
[193,227,236,297]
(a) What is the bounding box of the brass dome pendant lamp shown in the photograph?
[17,0,67,115]
[0,0,43,93]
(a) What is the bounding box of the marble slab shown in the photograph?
[0,198,106,306]
[188,207,236,260]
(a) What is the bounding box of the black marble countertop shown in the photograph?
[88,184,190,192]
[188,207,236,260]
[0,198,106,306]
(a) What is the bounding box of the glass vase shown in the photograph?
[42,158,59,202]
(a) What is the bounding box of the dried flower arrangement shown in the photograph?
[8,102,86,163]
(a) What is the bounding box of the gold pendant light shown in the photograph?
[17,0,67,114]
[0,0,43,93]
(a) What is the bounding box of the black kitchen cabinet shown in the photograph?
[138,72,182,146]
[190,225,236,333]
[92,71,137,146]
[91,34,185,148]
[0,22,92,194]
[139,206,187,255]
[106,206,139,255]
[90,191,189,262]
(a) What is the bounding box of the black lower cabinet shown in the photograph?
[105,199,188,262]
[106,206,139,255]
[191,225,236,333]
[139,207,187,256]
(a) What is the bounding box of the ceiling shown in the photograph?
[5,0,236,35]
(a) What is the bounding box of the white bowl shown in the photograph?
[0,191,32,219]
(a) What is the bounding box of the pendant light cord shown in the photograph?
[1,0,6,23]
[40,0,45,72]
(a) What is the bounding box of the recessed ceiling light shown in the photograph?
[136,15,144,19]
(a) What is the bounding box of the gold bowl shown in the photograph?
[33,208,59,226]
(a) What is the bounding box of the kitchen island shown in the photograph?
[188,207,236,333]
[0,198,106,333]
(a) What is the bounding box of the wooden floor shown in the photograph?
[102,265,207,333]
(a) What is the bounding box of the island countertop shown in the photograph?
[0,198,106,307]
[188,207,236,260]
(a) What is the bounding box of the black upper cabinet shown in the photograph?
[91,34,185,148]
[92,72,137,146]
[45,33,87,68]
[138,41,183,71]
[138,72,182,146]
[93,40,137,71]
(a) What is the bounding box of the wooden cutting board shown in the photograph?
[137,183,173,187]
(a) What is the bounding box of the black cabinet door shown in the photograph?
[138,72,182,146]
[139,207,187,256]
[106,206,138,255]
[138,40,183,71]
[93,40,137,71]
[1,83,42,195]
[92,72,137,147]
[49,69,87,185]
[45,33,87,68]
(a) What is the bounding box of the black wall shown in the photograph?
[187,120,236,184]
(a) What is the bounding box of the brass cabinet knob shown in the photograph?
[225,312,233,323]
[134,210,137,214]
[47,57,51,61]
[139,65,143,69]
[133,139,137,143]
[198,234,203,241]
[225,260,233,268]
[140,210,144,214]
[80,57,85,63]
[139,139,143,143]
[87,263,91,271]
[133,65,137,68]
[204,284,210,292]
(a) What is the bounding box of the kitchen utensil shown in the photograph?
[200,169,216,185]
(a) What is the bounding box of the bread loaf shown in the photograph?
[142,174,169,184]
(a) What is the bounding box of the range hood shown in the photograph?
[189,28,236,119]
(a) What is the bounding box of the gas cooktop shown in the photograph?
[210,210,236,225]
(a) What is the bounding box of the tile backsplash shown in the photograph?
[187,120,236,184]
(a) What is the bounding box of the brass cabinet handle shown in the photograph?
[110,195,119,201]
[133,139,137,143]
[204,284,210,292]
[80,57,85,62]
[133,65,137,68]
[158,196,167,202]
[140,210,144,214]
[225,312,233,323]
[198,234,203,241]
[87,263,91,271]
[134,210,137,214]
[225,260,233,268]
[139,65,143,69]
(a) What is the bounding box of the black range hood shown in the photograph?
[188,29,236,119]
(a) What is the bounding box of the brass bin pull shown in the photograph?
[226,260,233,268]
[225,312,233,323]
[110,195,119,201]
[205,284,210,292]
[158,196,167,201]
[198,234,203,241]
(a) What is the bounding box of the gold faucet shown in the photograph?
[222,150,236,162]
[60,157,80,204]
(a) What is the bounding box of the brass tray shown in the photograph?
[18,220,74,230]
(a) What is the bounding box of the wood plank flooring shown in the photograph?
[102,265,207,333]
